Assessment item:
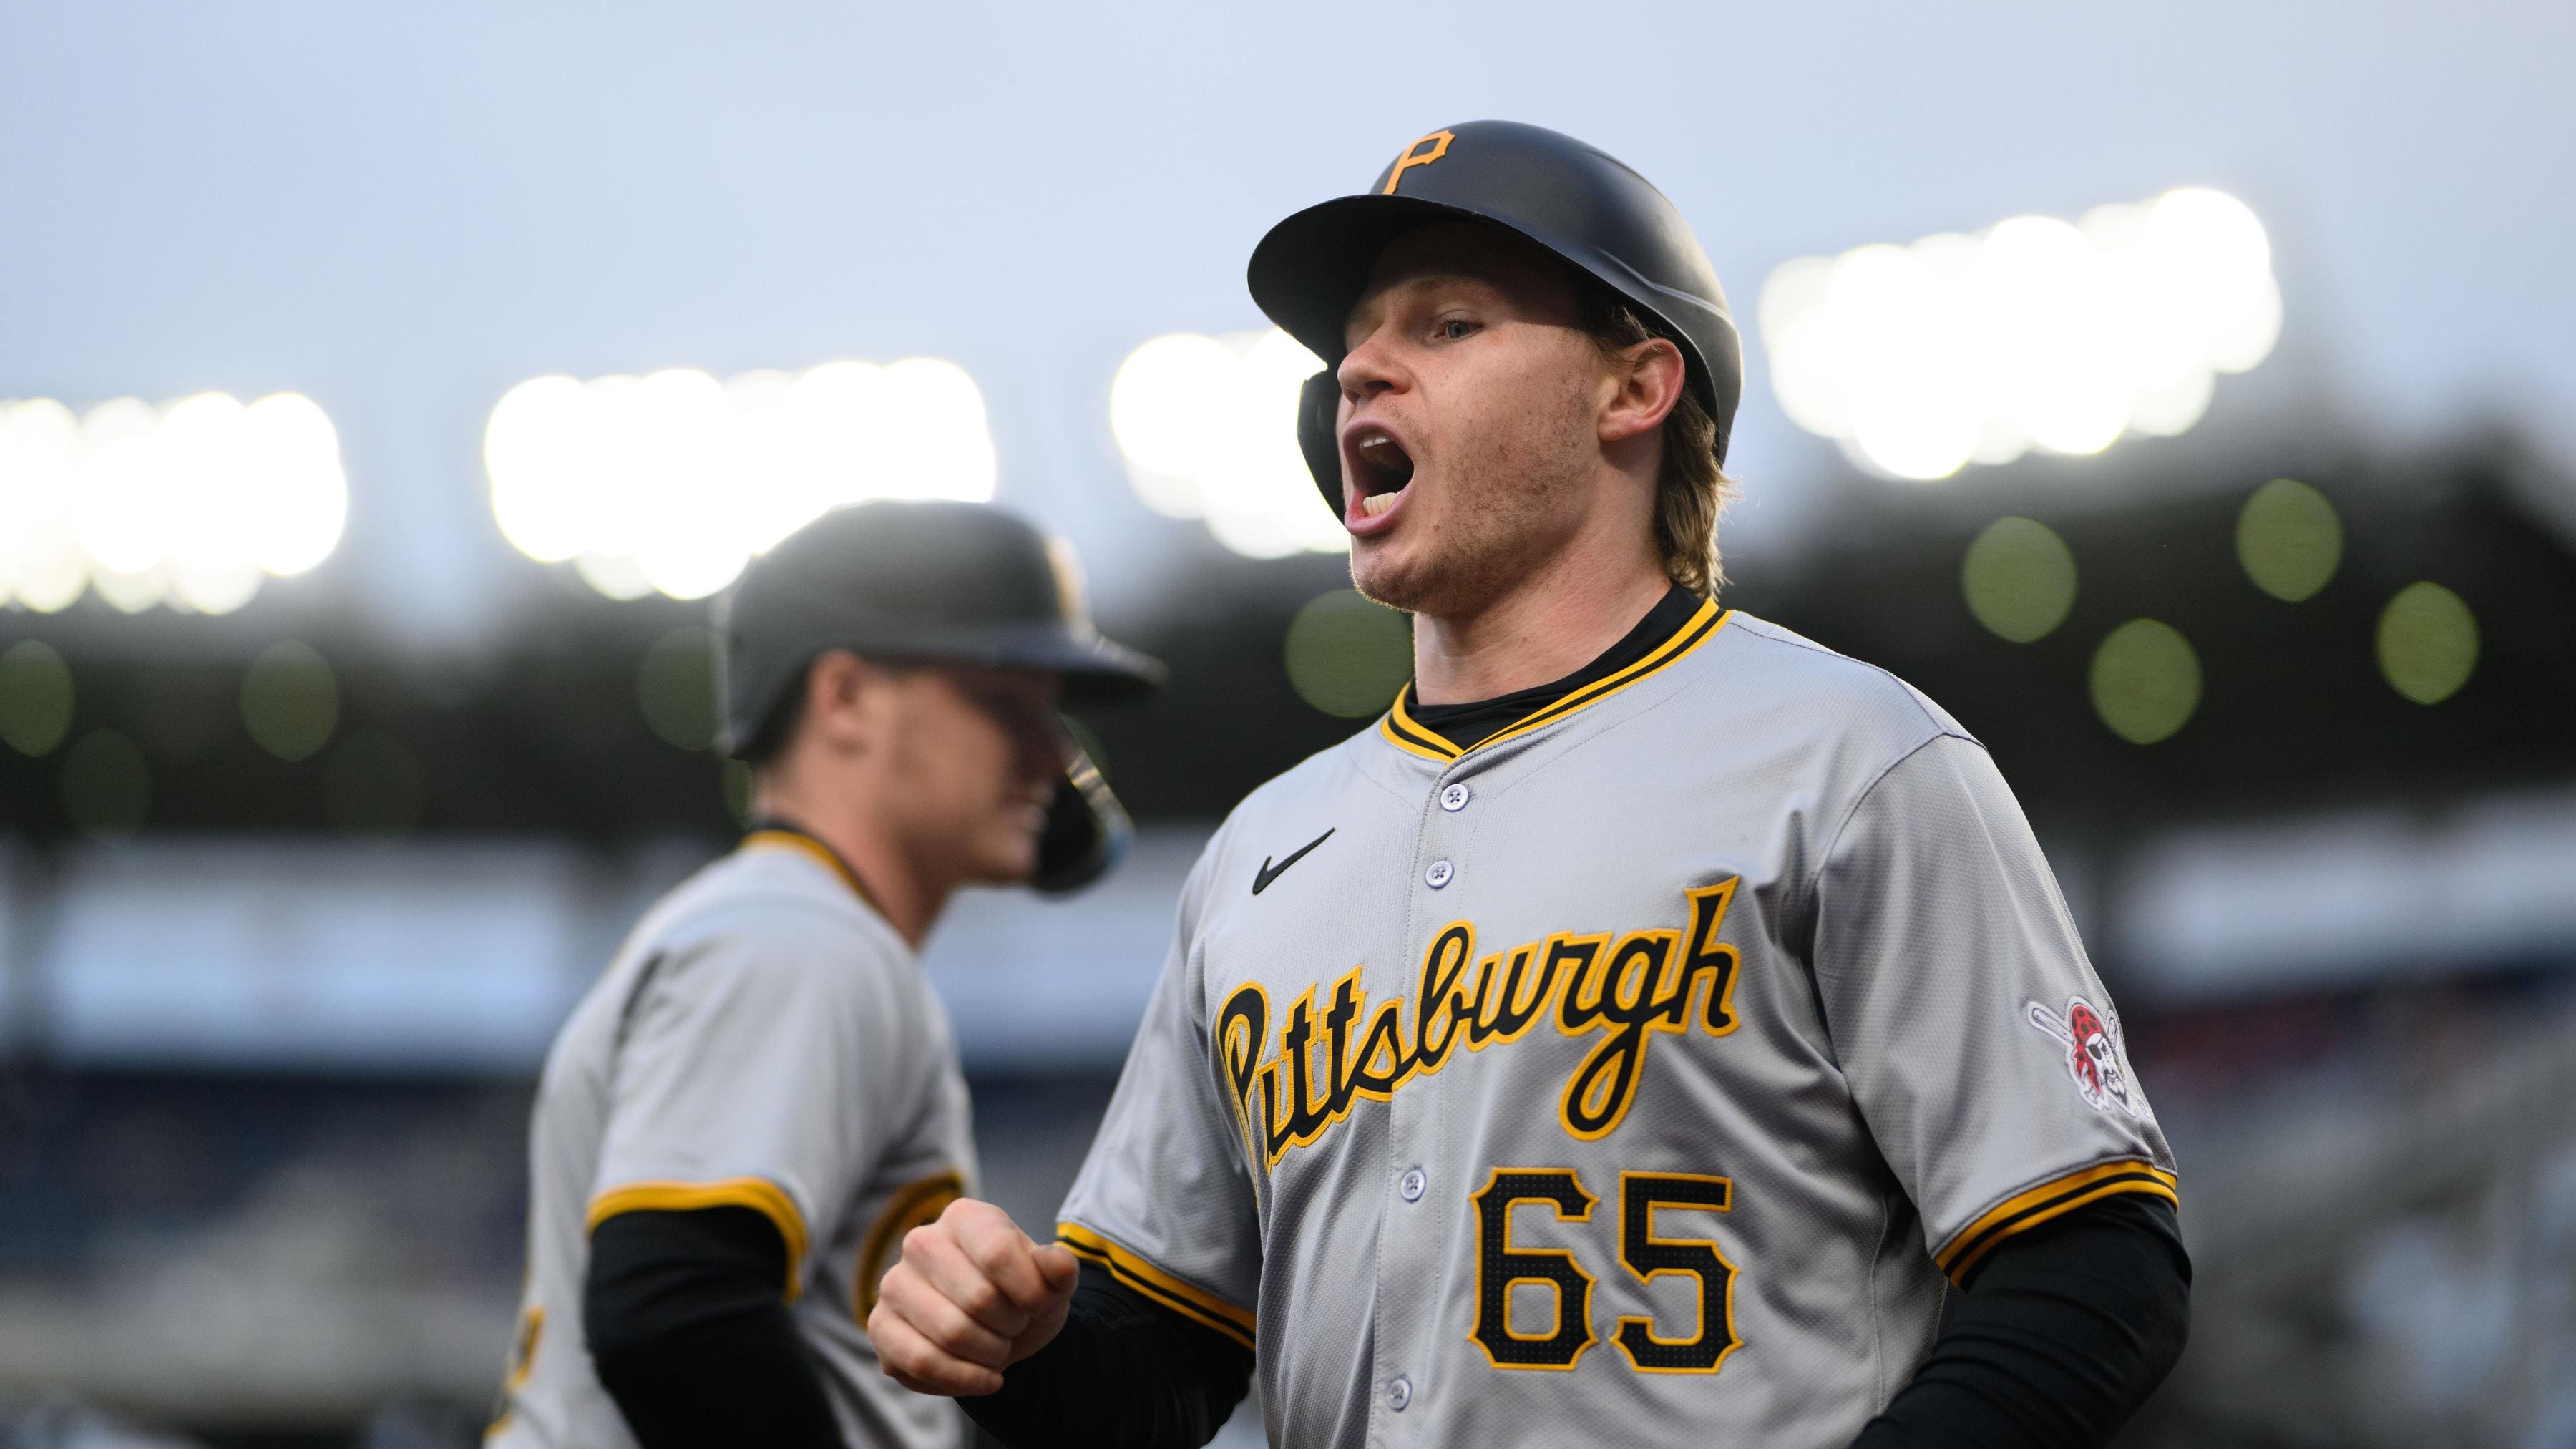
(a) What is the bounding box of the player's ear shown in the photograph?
[1599,334,1686,445]
[802,649,881,757]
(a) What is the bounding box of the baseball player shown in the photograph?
[487,500,1162,1449]
[870,122,2190,1448]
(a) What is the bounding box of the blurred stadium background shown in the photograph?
[4,4,2574,1446]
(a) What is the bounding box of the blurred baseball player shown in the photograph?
[487,500,1161,1449]
[872,122,2190,1448]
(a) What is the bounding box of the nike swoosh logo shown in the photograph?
[1252,829,1335,896]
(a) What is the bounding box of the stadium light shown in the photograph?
[484,359,997,602]
[1110,328,1345,560]
[1760,187,2281,481]
[0,391,349,615]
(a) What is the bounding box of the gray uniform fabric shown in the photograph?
[1058,605,2175,1449]
[492,835,977,1449]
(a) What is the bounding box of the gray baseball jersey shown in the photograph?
[1058,603,2176,1448]
[489,830,977,1449]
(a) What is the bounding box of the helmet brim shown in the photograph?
[812,620,1165,705]
[715,616,1163,757]
[1247,191,1724,416]
[910,622,1167,706]
[1249,193,1486,370]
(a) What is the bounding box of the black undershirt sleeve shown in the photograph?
[1850,1194,2192,1449]
[960,1262,1254,1449]
[583,1206,844,1449]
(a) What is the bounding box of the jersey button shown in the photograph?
[1439,782,1470,811]
[1387,1375,1413,1413]
[1400,1167,1425,1201]
[1424,859,1454,889]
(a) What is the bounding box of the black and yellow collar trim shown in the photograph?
[741,824,879,909]
[1379,601,1732,763]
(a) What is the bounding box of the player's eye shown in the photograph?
[1438,318,1477,341]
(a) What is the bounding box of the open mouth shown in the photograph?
[1345,426,1415,519]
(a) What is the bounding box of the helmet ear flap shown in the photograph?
[1297,369,1343,516]
[1030,745,1132,895]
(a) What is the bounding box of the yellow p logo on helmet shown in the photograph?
[1382,130,1455,194]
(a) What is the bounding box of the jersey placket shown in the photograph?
[1370,744,1499,1445]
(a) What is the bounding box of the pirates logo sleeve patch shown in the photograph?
[2024,995,2152,1121]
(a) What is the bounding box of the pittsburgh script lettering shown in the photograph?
[1216,880,1742,1169]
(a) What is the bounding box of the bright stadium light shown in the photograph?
[1111,328,1345,560]
[1760,187,2281,482]
[486,358,998,601]
[0,391,349,614]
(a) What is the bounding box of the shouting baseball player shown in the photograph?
[869,122,2190,1448]
[488,501,1162,1449]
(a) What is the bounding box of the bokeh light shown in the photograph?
[1961,517,2078,643]
[486,359,996,601]
[61,728,150,836]
[2090,619,2202,744]
[0,640,75,756]
[240,640,340,762]
[2376,582,2478,705]
[638,626,721,751]
[1111,329,1344,559]
[1284,589,1412,717]
[1760,187,2279,480]
[2238,479,2341,602]
[322,729,426,834]
[0,391,348,613]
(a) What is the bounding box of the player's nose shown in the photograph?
[1335,326,1407,402]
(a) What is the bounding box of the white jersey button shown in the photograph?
[1400,1167,1426,1201]
[1439,782,1470,811]
[1387,1375,1413,1413]
[1424,859,1454,889]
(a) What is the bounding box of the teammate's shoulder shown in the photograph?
[1704,610,1977,746]
[633,844,908,975]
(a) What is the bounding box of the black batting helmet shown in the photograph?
[1247,120,1743,513]
[716,499,1163,893]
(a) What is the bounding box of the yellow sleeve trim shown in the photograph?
[1936,1159,2179,1286]
[588,1177,812,1300]
[1056,1221,1257,1349]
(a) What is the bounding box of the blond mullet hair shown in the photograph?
[1580,288,1737,598]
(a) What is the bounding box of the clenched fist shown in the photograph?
[867,1197,1081,1396]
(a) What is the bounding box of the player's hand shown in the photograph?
[868,1196,1080,1397]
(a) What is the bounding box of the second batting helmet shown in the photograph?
[715,499,1164,893]
[1247,120,1744,513]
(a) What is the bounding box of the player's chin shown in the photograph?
[1349,534,1437,614]
[970,820,1045,886]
